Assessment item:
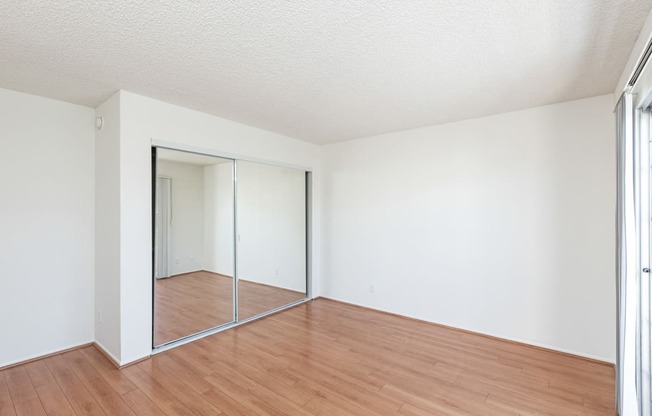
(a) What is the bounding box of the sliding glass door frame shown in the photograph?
[150,141,313,353]
[640,107,651,416]
[233,158,239,324]
[619,93,652,415]
[632,63,652,413]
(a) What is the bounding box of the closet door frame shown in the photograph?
[150,141,312,354]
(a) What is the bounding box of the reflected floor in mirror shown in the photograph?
[155,271,306,345]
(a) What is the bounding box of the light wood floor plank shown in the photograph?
[135,359,223,416]
[23,363,54,391]
[34,381,75,416]
[4,298,616,415]
[0,372,17,416]
[13,398,46,416]
[4,367,39,406]
[120,389,167,416]
[43,356,106,416]
[76,348,137,396]
[121,367,195,416]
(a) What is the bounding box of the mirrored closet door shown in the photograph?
[235,161,307,320]
[152,147,309,348]
[153,148,235,347]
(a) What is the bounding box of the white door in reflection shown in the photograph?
[155,177,171,279]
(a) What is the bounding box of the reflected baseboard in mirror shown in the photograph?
[235,160,307,321]
[154,270,307,345]
[237,277,307,321]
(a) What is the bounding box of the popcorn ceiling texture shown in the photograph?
[0,0,649,144]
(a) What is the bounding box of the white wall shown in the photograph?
[237,161,307,292]
[157,160,205,275]
[203,162,234,276]
[114,90,322,364]
[322,94,616,362]
[0,88,95,367]
[95,92,122,362]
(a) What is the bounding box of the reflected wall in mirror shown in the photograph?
[153,148,234,346]
[236,161,307,320]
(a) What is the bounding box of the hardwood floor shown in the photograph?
[3,298,615,415]
[155,271,306,345]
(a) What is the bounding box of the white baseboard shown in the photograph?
[0,340,94,370]
[318,296,615,365]
[92,340,121,367]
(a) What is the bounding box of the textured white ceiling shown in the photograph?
[0,1,650,144]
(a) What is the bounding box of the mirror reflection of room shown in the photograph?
[154,149,235,346]
[236,161,307,320]
[152,147,309,348]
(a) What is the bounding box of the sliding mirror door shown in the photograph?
[152,148,309,349]
[153,148,235,346]
[235,161,308,320]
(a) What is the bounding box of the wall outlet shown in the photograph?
[97,308,103,324]
[369,285,375,293]
[275,267,279,276]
